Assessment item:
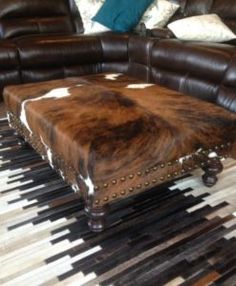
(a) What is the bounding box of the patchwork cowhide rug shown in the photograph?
[0,116,236,286]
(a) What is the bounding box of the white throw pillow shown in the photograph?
[74,0,110,34]
[168,14,236,42]
[88,22,111,34]
[139,0,180,29]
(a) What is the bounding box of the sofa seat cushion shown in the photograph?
[4,73,236,205]
[151,39,236,101]
[14,34,129,83]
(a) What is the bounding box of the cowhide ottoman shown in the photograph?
[3,73,236,232]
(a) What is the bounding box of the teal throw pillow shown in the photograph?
[92,0,154,32]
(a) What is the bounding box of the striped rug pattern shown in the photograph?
[0,116,236,286]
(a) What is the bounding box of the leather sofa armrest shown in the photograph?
[149,28,175,39]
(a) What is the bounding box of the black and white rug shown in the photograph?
[0,116,236,286]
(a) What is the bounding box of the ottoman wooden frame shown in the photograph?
[4,73,236,232]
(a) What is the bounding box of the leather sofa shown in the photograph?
[0,0,236,122]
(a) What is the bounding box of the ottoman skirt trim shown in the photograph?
[7,111,233,207]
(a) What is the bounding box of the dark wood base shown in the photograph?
[202,157,223,187]
[85,204,108,232]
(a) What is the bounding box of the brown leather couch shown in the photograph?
[0,0,236,120]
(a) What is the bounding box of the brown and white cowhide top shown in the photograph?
[3,73,236,202]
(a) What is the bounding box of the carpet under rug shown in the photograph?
[0,116,236,286]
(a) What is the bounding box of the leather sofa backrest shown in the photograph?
[169,0,236,34]
[0,0,83,39]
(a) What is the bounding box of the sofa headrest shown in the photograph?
[0,0,83,39]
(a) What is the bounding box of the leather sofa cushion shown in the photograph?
[16,35,103,68]
[0,40,20,94]
[150,39,236,103]
[0,0,70,18]
[15,34,129,83]
[0,0,79,38]
[0,17,74,39]
[0,40,18,68]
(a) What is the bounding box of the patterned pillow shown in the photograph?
[168,14,236,42]
[74,0,110,33]
[139,0,180,29]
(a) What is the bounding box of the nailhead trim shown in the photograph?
[8,112,233,206]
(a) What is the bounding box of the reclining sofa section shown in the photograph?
[14,34,236,116]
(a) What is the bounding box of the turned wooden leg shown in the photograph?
[202,157,223,187]
[85,204,108,233]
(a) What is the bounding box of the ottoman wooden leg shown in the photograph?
[85,204,108,233]
[202,157,223,187]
